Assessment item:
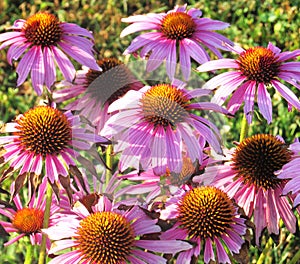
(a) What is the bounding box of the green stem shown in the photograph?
[106,145,113,186]
[38,182,53,264]
[257,237,273,264]
[239,115,249,142]
[290,248,300,264]
[24,241,34,264]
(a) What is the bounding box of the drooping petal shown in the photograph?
[257,83,272,124]
[243,81,256,124]
[31,45,45,95]
[52,46,75,82]
[58,41,99,71]
[41,47,56,89]
[16,47,38,86]
[271,80,300,110]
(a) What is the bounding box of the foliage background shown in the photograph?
[0,0,299,263]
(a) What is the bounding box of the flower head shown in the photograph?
[0,177,59,249]
[43,196,192,264]
[53,57,143,132]
[0,12,100,95]
[197,134,297,244]
[277,140,300,207]
[101,81,229,174]
[121,4,233,80]
[197,42,300,123]
[160,185,246,263]
[0,105,109,199]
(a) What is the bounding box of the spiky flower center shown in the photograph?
[12,208,44,234]
[231,134,292,189]
[75,211,135,264]
[86,58,141,105]
[15,106,71,157]
[178,186,235,239]
[23,13,62,47]
[168,157,195,185]
[141,84,190,128]
[161,12,196,40]
[237,47,280,84]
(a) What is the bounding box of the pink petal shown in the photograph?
[196,17,230,30]
[60,22,94,39]
[132,219,160,235]
[151,126,167,175]
[182,38,210,65]
[4,234,25,246]
[16,47,38,86]
[166,126,182,173]
[203,71,244,90]
[243,81,256,124]
[7,42,30,65]
[120,22,160,37]
[177,123,200,161]
[45,155,58,183]
[179,41,191,80]
[48,250,82,264]
[135,239,192,253]
[197,58,239,72]
[227,81,249,113]
[215,238,231,263]
[165,39,176,80]
[52,46,75,82]
[266,189,279,234]
[58,41,99,71]
[121,13,164,24]
[204,238,215,263]
[271,80,300,110]
[147,41,168,72]
[31,46,45,95]
[43,47,56,88]
[123,32,162,55]
[280,62,300,72]
[0,31,23,42]
[211,75,246,105]
[0,36,25,50]
[257,83,272,124]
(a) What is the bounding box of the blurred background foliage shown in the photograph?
[0,0,299,263]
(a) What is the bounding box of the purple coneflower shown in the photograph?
[0,177,59,250]
[277,140,300,207]
[197,42,300,123]
[196,134,297,244]
[0,12,100,95]
[53,57,143,132]
[160,185,246,263]
[43,196,192,264]
[0,105,109,197]
[121,4,233,80]
[101,81,229,174]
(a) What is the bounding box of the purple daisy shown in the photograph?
[0,177,59,250]
[120,4,233,80]
[197,42,300,124]
[42,196,192,264]
[0,12,100,95]
[101,81,229,174]
[0,105,109,198]
[160,185,246,263]
[53,57,143,132]
[277,140,300,207]
[196,134,297,245]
